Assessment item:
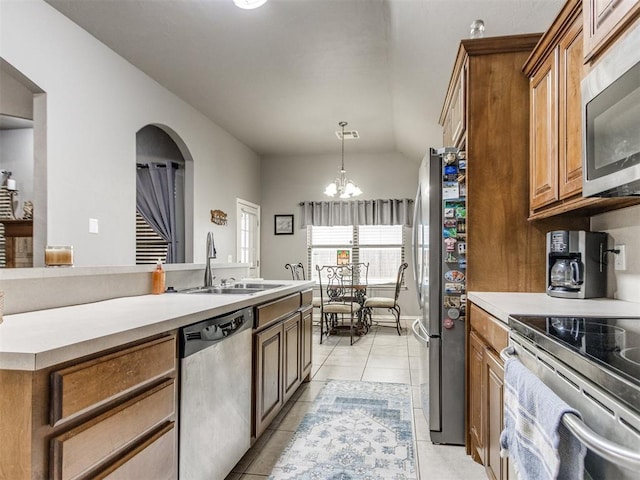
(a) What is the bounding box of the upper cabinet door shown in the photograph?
[558,15,584,199]
[529,52,559,210]
[584,0,640,62]
[441,61,466,148]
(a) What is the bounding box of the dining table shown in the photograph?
[324,280,390,338]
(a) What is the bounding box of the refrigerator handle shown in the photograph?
[411,319,429,346]
[412,189,421,296]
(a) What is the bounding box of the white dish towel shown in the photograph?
[500,357,586,480]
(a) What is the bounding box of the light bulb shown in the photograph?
[233,0,268,10]
[324,182,337,196]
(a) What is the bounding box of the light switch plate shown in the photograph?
[89,218,99,234]
[614,244,626,271]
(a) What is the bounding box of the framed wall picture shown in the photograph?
[274,214,294,235]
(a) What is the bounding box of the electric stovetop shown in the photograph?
[508,314,640,412]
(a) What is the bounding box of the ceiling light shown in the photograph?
[233,0,269,10]
[324,121,362,199]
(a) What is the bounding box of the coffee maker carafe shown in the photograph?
[546,230,607,299]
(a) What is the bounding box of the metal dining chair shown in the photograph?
[285,262,323,319]
[316,264,363,345]
[363,262,408,335]
[284,262,305,280]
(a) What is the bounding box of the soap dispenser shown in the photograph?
[152,259,166,294]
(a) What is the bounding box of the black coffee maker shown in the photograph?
[546,230,607,299]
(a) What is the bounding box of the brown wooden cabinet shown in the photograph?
[253,289,313,440]
[526,0,584,215]
[468,330,485,463]
[583,0,640,62]
[529,51,558,210]
[440,33,579,294]
[301,305,313,375]
[254,319,285,438]
[283,312,302,400]
[485,348,507,480]
[441,64,466,148]
[440,32,591,470]
[0,333,178,480]
[468,303,509,480]
[525,0,640,220]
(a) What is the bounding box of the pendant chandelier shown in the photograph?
[324,121,362,198]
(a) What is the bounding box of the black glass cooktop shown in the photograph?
[508,315,640,411]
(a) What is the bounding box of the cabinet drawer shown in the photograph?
[51,335,176,424]
[97,422,176,480]
[469,303,509,353]
[300,288,313,307]
[255,293,300,330]
[50,380,175,480]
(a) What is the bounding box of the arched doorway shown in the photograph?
[135,124,193,264]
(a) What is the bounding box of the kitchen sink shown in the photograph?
[181,286,259,294]
[180,284,285,294]
[231,283,285,290]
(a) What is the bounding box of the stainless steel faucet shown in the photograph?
[204,232,217,287]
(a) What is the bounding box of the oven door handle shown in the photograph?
[500,346,640,470]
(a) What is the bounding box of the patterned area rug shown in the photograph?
[268,380,417,480]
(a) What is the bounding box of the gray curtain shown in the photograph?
[136,162,178,263]
[300,199,413,228]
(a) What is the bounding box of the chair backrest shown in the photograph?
[349,262,369,287]
[316,264,357,304]
[285,262,306,280]
[393,263,409,303]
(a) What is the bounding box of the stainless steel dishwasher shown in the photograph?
[179,306,253,480]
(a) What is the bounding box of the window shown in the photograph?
[136,212,168,264]
[308,225,404,283]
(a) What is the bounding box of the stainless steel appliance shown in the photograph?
[546,230,607,299]
[505,314,640,480]
[582,20,640,198]
[179,307,253,480]
[411,147,465,445]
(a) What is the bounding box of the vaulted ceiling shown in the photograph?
[45,0,563,162]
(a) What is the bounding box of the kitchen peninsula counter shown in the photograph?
[0,280,313,371]
[468,292,640,324]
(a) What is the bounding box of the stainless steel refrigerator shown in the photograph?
[411,147,465,445]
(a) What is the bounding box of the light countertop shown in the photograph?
[0,280,314,371]
[468,292,640,324]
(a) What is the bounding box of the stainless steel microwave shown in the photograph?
[582,22,640,198]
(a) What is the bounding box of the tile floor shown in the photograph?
[227,322,486,480]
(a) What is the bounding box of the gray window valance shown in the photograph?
[299,199,414,228]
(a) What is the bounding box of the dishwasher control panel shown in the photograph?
[180,306,253,357]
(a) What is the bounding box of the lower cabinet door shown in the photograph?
[255,321,284,438]
[283,313,302,402]
[301,306,313,377]
[485,348,508,480]
[468,330,485,463]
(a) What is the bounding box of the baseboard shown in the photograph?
[312,312,414,329]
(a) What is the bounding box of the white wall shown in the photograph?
[591,204,640,303]
[0,65,33,119]
[0,0,260,266]
[260,150,421,316]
